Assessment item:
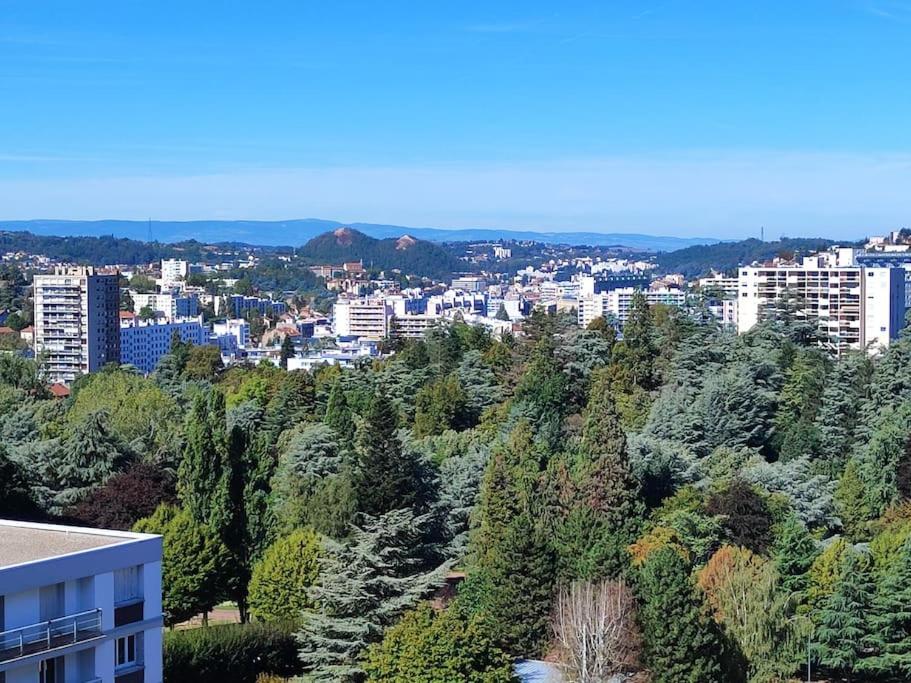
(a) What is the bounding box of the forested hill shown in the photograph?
[656,237,840,276]
[0,230,252,264]
[298,227,466,280]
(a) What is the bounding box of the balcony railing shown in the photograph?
[0,608,103,663]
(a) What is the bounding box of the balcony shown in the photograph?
[0,608,103,663]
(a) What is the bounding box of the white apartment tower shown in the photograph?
[159,260,187,288]
[0,519,163,683]
[332,298,391,339]
[737,254,905,355]
[33,268,121,384]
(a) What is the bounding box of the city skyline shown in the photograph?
[1,1,910,238]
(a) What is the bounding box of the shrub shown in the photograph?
[164,622,301,683]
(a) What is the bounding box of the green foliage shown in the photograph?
[354,391,428,515]
[638,547,723,683]
[134,505,230,626]
[413,373,470,437]
[364,602,517,683]
[296,508,450,682]
[771,514,819,598]
[184,345,225,380]
[864,538,911,677]
[813,549,876,677]
[248,528,322,623]
[164,622,302,683]
[835,459,873,541]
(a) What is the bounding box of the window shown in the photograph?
[114,566,142,604]
[116,633,142,668]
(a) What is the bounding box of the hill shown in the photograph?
[299,228,463,280]
[655,237,843,276]
[0,219,718,252]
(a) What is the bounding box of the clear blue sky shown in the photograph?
[2,0,910,238]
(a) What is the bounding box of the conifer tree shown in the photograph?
[297,509,450,682]
[814,549,875,679]
[324,379,356,448]
[638,546,723,683]
[279,333,295,369]
[772,514,819,597]
[863,538,911,678]
[354,391,426,515]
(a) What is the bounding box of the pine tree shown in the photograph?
[296,509,450,682]
[814,351,872,476]
[638,547,723,683]
[814,549,875,679]
[772,514,819,597]
[279,333,295,370]
[558,369,644,580]
[354,391,426,515]
[863,538,911,678]
[324,380,356,448]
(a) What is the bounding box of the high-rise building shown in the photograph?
[332,298,391,339]
[33,267,121,384]
[737,255,905,355]
[119,319,208,374]
[159,259,188,287]
[0,518,163,683]
[577,287,687,327]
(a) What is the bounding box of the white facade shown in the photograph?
[159,260,187,288]
[577,287,687,327]
[736,260,906,355]
[211,319,250,348]
[0,520,163,683]
[332,298,391,339]
[33,268,121,384]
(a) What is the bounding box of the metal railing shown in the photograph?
[0,608,102,662]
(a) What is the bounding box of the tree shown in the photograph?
[325,380,356,447]
[248,528,322,623]
[835,459,872,541]
[129,273,157,293]
[364,602,517,683]
[697,546,805,682]
[814,351,872,476]
[495,304,510,321]
[705,480,773,554]
[413,374,470,437]
[183,345,224,381]
[296,509,450,682]
[353,392,427,516]
[771,514,819,597]
[557,369,644,580]
[279,334,295,370]
[0,442,37,518]
[68,462,177,530]
[814,549,875,680]
[552,579,642,682]
[134,505,230,626]
[638,547,723,683]
[864,538,911,678]
[44,409,128,513]
[139,305,157,321]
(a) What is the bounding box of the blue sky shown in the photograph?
[1,1,911,238]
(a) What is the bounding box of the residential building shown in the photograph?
[0,518,163,683]
[577,286,687,327]
[159,259,187,287]
[450,277,487,293]
[228,296,287,317]
[212,319,250,349]
[737,257,906,355]
[332,298,391,339]
[119,319,208,374]
[33,267,121,384]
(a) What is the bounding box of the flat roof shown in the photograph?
[0,521,138,569]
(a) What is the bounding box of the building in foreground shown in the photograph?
[33,267,121,384]
[737,252,905,355]
[0,519,163,683]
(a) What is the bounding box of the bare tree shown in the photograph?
[552,578,642,682]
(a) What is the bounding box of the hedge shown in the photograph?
[164,622,301,683]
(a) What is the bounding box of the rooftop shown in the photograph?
[0,520,137,569]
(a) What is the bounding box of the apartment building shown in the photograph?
[577,286,687,327]
[159,259,187,288]
[119,319,208,374]
[450,277,487,293]
[0,519,163,683]
[737,255,905,354]
[332,298,391,339]
[33,268,121,384]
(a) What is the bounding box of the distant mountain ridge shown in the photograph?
[0,218,718,252]
[298,227,463,280]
